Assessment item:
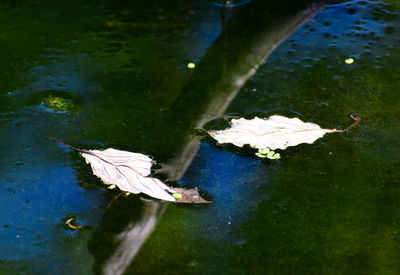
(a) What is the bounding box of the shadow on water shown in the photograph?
[88,0,331,274]
[89,197,166,275]
[1,0,400,274]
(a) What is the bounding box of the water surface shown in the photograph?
[1,0,400,274]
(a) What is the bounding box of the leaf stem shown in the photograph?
[336,114,362,132]
[44,136,86,153]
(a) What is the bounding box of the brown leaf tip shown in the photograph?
[172,187,212,204]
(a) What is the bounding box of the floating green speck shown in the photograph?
[256,147,280,160]
[344,58,354,64]
[258,147,270,154]
[187,62,196,69]
[271,153,281,160]
[172,193,182,199]
[108,184,116,189]
[255,152,267,158]
[266,151,275,158]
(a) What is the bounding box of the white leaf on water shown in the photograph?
[208,115,339,150]
[81,148,176,202]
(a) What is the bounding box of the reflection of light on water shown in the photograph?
[210,0,251,8]
[102,200,166,275]
[178,143,270,243]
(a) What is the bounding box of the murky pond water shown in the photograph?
[1,0,400,274]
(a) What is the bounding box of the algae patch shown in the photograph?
[42,95,72,112]
[28,90,81,113]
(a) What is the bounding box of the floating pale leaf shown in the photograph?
[46,137,210,204]
[208,115,354,150]
[80,148,177,202]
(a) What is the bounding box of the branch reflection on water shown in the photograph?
[90,1,328,274]
[101,200,165,275]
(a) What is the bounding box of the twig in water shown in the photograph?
[337,114,362,132]
[65,218,83,230]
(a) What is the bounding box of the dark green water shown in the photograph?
[1,0,400,274]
